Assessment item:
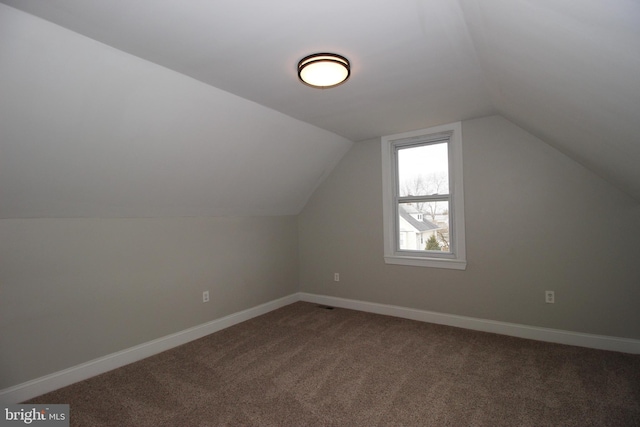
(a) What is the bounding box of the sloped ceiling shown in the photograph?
[1,0,639,219]
[460,0,640,202]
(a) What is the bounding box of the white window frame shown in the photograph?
[381,122,466,270]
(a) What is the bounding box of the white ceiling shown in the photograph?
[1,0,639,218]
[1,0,497,141]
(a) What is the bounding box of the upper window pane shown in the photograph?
[397,143,449,197]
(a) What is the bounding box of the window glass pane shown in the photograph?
[397,143,449,196]
[398,201,450,252]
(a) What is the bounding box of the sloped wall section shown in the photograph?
[0,4,352,219]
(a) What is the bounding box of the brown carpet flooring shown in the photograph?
[27,301,640,426]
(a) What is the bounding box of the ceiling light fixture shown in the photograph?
[298,53,350,88]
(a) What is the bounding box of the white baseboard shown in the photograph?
[299,293,640,355]
[0,294,298,405]
[4,292,638,404]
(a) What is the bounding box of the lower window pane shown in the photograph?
[398,202,450,252]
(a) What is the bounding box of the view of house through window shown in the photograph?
[396,141,450,253]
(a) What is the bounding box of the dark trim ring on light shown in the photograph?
[298,53,350,88]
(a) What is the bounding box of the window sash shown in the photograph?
[395,197,453,257]
[392,136,454,258]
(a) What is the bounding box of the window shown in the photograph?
[381,122,466,269]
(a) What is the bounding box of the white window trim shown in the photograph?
[381,122,467,270]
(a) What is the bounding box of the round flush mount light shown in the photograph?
[298,53,350,88]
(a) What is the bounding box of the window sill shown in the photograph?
[384,255,467,270]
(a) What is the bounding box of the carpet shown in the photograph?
[26,302,640,426]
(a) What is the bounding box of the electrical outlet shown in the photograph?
[545,290,555,304]
[334,273,340,282]
[203,291,209,303]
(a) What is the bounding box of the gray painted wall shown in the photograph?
[3,115,639,392]
[0,216,298,389]
[299,115,640,340]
